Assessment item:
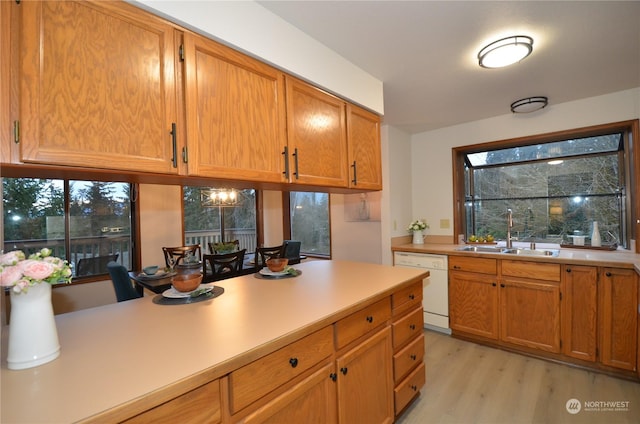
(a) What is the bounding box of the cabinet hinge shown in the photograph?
[179,44,184,62]
[15,0,20,4]
[13,120,19,144]
[560,340,562,349]
[182,146,188,163]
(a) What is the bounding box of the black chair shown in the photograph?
[76,253,119,277]
[255,245,284,268]
[107,261,142,302]
[202,249,246,283]
[208,240,239,254]
[162,245,201,268]
[281,240,302,265]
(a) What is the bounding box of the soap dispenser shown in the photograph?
[591,221,601,247]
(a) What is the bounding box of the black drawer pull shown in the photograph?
[410,385,418,391]
[409,324,416,330]
[566,268,572,273]
[289,357,298,368]
[409,294,415,300]
[329,373,337,382]
[606,272,612,277]
[366,316,373,323]
[340,367,348,375]
[410,354,417,361]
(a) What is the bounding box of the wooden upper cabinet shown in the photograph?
[183,33,287,182]
[346,104,382,190]
[285,77,348,188]
[18,1,180,173]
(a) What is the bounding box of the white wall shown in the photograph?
[132,0,383,115]
[406,88,640,238]
[262,190,284,247]
[331,194,382,264]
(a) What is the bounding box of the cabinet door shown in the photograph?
[335,326,394,424]
[346,104,382,190]
[285,77,348,188]
[500,279,561,353]
[599,267,638,371]
[449,271,499,339]
[183,33,287,182]
[19,1,179,173]
[240,363,337,424]
[561,265,598,362]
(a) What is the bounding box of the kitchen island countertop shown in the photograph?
[1,260,427,423]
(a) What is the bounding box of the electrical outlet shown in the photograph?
[393,220,397,230]
[440,219,450,229]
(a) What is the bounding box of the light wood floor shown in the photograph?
[396,330,640,424]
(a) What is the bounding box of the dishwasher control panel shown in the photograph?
[394,252,447,269]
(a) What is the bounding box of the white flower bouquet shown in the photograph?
[407,219,429,232]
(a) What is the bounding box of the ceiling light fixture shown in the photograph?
[510,96,548,113]
[201,188,241,207]
[478,35,533,68]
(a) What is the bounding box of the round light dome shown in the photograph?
[478,35,533,68]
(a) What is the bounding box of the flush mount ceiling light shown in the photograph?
[478,35,533,68]
[510,96,548,113]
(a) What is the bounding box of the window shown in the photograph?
[288,192,330,256]
[2,178,134,278]
[453,122,637,249]
[183,187,257,254]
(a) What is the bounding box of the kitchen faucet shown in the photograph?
[506,208,513,248]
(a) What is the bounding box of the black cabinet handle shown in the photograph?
[340,367,348,375]
[410,385,418,391]
[492,282,496,287]
[170,123,177,168]
[606,272,612,277]
[351,160,357,185]
[289,357,298,368]
[182,146,188,163]
[500,283,505,288]
[410,354,417,361]
[282,146,289,179]
[453,265,461,270]
[409,294,415,300]
[566,268,572,273]
[329,373,337,382]
[292,148,299,179]
[409,324,416,330]
[366,316,373,323]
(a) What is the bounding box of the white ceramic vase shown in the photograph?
[7,283,60,370]
[591,221,601,247]
[412,230,424,244]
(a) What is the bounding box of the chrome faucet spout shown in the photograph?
[506,208,513,248]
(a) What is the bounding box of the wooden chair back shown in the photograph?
[202,249,246,282]
[208,239,240,254]
[255,245,284,268]
[76,253,120,277]
[162,245,201,268]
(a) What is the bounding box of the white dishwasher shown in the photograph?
[394,251,450,334]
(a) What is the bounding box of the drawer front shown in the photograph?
[449,256,497,274]
[393,333,425,384]
[335,298,391,349]
[392,306,424,349]
[394,362,426,415]
[501,260,560,282]
[391,281,423,316]
[230,326,334,413]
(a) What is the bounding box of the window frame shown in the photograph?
[452,120,639,252]
[282,190,332,258]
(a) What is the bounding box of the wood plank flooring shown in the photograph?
[396,330,640,424]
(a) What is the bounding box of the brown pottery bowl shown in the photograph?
[171,273,203,292]
[266,258,288,272]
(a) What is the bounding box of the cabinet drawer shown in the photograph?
[449,256,497,274]
[394,362,426,415]
[335,298,391,349]
[393,333,425,384]
[230,326,334,414]
[124,380,221,424]
[392,306,424,349]
[501,260,560,282]
[392,281,423,316]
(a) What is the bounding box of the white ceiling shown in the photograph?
[257,1,640,134]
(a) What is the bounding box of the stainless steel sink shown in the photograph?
[455,245,505,253]
[502,248,560,257]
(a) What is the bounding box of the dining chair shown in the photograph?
[107,261,142,302]
[76,253,120,277]
[208,239,239,254]
[162,245,201,268]
[281,240,302,265]
[255,245,284,268]
[202,249,246,283]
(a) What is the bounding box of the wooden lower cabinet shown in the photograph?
[335,326,394,424]
[500,278,561,353]
[239,362,337,424]
[449,270,499,339]
[561,265,598,361]
[599,267,638,371]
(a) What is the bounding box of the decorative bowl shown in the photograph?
[266,258,288,272]
[171,273,203,292]
[143,265,159,275]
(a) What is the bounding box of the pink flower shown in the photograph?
[20,260,55,281]
[0,251,25,266]
[0,265,23,286]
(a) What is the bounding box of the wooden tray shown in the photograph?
[560,243,617,251]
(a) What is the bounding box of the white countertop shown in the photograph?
[1,260,427,423]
